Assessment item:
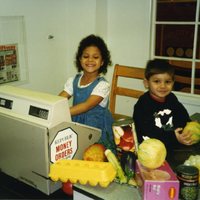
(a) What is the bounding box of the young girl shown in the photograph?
[133,59,195,159]
[59,34,115,150]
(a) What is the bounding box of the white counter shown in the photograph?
[74,182,141,200]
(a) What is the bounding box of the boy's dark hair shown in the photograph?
[145,59,175,80]
[75,34,112,74]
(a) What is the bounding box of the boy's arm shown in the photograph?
[133,102,148,144]
[175,127,195,145]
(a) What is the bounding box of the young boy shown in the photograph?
[133,59,195,157]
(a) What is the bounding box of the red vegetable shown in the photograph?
[62,181,73,196]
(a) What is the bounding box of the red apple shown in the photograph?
[118,138,134,151]
[121,126,134,143]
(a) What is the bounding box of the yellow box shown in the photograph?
[49,159,116,187]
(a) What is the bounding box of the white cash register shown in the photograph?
[0,85,101,195]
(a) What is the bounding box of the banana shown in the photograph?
[105,149,127,184]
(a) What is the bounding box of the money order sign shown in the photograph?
[50,127,78,163]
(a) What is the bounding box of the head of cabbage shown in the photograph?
[183,121,200,144]
[137,138,167,169]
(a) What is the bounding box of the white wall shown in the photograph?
[0,0,97,95]
[106,0,200,116]
[107,0,151,68]
[0,0,199,116]
[106,0,152,117]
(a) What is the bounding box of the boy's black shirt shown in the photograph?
[133,91,191,150]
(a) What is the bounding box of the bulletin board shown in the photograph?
[0,16,28,85]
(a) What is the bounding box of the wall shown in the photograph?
[0,0,199,116]
[107,0,151,68]
[107,0,200,116]
[106,0,152,116]
[0,0,97,94]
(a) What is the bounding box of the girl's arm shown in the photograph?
[70,95,103,116]
[59,76,74,99]
[70,80,110,116]
[59,90,71,99]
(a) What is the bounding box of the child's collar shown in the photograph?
[149,93,166,103]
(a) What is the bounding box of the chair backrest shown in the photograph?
[170,60,200,94]
[109,63,200,120]
[110,64,145,120]
[174,74,200,94]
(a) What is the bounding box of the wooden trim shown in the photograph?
[175,75,200,85]
[110,63,200,119]
[110,64,145,119]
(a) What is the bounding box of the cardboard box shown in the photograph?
[135,160,179,200]
[112,119,138,154]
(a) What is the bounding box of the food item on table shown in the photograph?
[183,121,200,144]
[113,126,124,145]
[176,164,199,200]
[184,155,200,183]
[141,169,171,180]
[120,151,137,182]
[49,159,116,187]
[83,143,106,162]
[112,118,138,152]
[137,138,167,169]
[62,181,73,196]
[118,125,134,151]
[181,187,198,200]
[127,177,137,186]
[184,155,200,170]
[105,149,127,184]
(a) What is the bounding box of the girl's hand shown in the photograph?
[175,127,194,145]
[59,90,71,99]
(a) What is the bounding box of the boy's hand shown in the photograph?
[175,127,194,145]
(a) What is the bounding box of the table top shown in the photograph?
[74,182,141,200]
[74,113,200,200]
[74,182,200,200]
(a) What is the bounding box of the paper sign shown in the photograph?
[50,127,77,163]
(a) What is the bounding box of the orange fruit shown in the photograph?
[83,143,106,162]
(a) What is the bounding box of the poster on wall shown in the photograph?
[0,44,19,84]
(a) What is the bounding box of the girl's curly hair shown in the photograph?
[75,34,112,74]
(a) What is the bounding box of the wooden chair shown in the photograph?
[109,63,200,120]
[174,74,200,94]
[170,60,200,94]
[109,64,145,120]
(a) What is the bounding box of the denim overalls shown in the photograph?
[72,74,115,149]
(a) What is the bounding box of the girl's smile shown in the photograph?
[80,46,103,74]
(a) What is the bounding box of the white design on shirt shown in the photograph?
[154,109,173,130]
[157,109,171,116]
[166,116,173,126]
[155,117,162,128]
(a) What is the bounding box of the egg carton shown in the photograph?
[49,159,116,187]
